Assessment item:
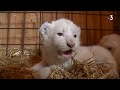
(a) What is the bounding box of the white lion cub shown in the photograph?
[28,19,119,79]
[98,34,120,71]
[29,18,81,79]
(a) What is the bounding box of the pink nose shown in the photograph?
[67,43,75,48]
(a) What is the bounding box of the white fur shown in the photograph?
[29,18,81,79]
[29,19,119,79]
[98,34,120,71]
[73,45,119,78]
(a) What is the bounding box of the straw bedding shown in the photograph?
[0,47,118,79]
[48,57,117,79]
[0,47,42,79]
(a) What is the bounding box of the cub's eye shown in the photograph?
[107,47,113,52]
[57,33,63,36]
[74,35,77,38]
[108,47,112,50]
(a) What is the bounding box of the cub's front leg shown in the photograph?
[28,61,47,72]
[32,67,52,79]
[31,65,61,79]
[27,61,50,79]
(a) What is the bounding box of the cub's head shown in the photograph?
[40,18,81,60]
[98,34,120,65]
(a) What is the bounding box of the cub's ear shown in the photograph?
[39,22,52,35]
[39,22,52,41]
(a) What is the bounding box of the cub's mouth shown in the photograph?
[57,49,73,59]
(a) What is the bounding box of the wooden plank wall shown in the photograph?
[114,11,120,35]
[0,11,118,49]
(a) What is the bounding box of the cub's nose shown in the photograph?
[67,43,75,48]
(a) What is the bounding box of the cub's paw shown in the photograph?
[32,67,52,79]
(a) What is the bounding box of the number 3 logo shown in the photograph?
[109,15,113,20]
